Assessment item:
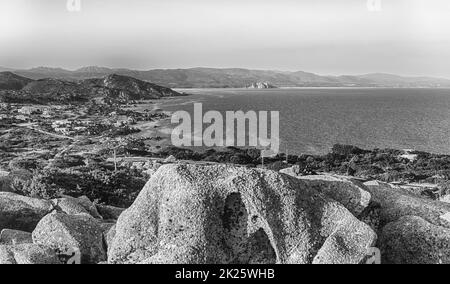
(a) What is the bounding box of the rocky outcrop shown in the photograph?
[363,181,450,229]
[3,162,450,264]
[0,192,54,232]
[380,216,450,264]
[246,82,277,89]
[108,164,376,264]
[280,170,371,217]
[279,171,450,264]
[32,212,106,264]
[363,180,450,264]
[0,229,32,245]
[0,244,61,264]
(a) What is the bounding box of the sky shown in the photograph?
[0,0,450,78]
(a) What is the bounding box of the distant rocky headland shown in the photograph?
[2,66,450,88]
[246,82,278,89]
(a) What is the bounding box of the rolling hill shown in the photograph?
[0,72,34,90]
[0,73,183,104]
[84,74,183,102]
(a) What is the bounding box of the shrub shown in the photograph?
[332,144,367,156]
[14,166,147,207]
[229,154,251,165]
[266,161,290,172]
[246,149,261,160]
[9,157,43,171]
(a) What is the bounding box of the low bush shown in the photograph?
[13,166,148,207]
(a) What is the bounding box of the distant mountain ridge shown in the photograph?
[4,66,450,88]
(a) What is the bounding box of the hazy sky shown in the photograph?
[1,0,450,77]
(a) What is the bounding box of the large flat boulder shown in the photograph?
[280,170,371,217]
[0,244,61,264]
[109,164,376,264]
[379,216,450,264]
[32,212,106,264]
[0,192,54,232]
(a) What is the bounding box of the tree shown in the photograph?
[100,137,129,172]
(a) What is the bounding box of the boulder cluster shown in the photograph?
[0,192,123,264]
[1,163,450,264]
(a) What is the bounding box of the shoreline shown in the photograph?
[173,86,450,92]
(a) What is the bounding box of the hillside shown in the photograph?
[0,74,183,104]
[84,74,183,102]
[0,77,89,104]
[1,78,92,104]
[0,72,33,90]
[23,78,88,95]
[10,66,450,88]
